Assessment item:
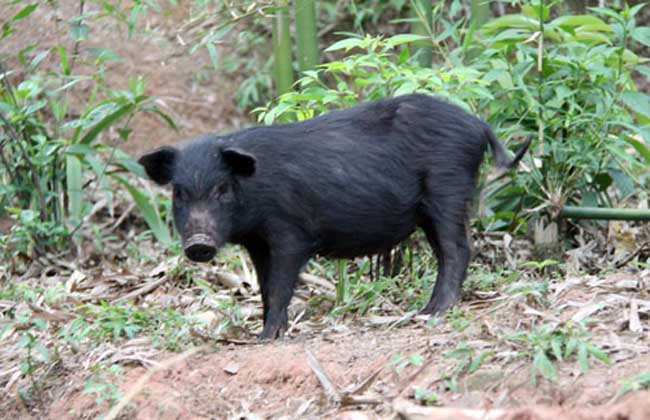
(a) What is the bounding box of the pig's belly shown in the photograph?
[313,211,419,258]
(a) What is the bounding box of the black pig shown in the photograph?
[139,94,530,339]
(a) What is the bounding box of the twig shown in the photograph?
[306,348,341,403]
[112,275,169,303]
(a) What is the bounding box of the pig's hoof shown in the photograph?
[259,322,287,341]
[421,296,457,317]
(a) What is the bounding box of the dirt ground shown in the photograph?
[8,266,646,420]
[2,2,650,420]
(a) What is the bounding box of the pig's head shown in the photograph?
[138,140,256,262]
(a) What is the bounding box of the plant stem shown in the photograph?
[560,206,650,221]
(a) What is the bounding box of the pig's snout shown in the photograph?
[184,234,217,262]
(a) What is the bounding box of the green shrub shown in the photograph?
[258,1,650,233]
[0,3,174,261]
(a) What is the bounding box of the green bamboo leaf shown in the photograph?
[56,46,70,75]
[12,3,38,23]
[621,91,650,119]
[481,15,538,34]
[115,176,172,246]
[586,343,610,365]
[551,337,563,362]
[80,103,135,144]
[128,5,142,39]
[206,43,219,68]
[66,155,84,224]
[533,350,556,381]
[577,343,590,372]
[385,34,429,48]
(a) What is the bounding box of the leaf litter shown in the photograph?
[0,188,649,420]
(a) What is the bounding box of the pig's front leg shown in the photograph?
[259,248,310,340]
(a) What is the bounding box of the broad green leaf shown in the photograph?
[80,103,135,144]
[632,27,650,47]
[66,155,84,224]
[70,22,88,41]
[577,23,613,33]
[621,91,650,118]
[481,15,538,34]
[609,169,635,198]
[385,34,428,48]
[636,65,650,79]
[621,135,650,163]
[550,15,608,29]
[572,30,612,44]
[325,38,364,52]
[87,47,122,62]
[522,4,549,21]
[588,7,623,22]
[115,176,172,246]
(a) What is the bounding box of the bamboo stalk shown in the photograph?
[559,206,650,221]
[294,0,319,72]
[272,0,294,96]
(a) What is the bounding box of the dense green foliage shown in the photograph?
[259,1,650,232]
[0,3,176,261]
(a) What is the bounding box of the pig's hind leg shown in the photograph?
[419,176,473,316]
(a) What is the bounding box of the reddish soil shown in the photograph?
[47,324,650,419]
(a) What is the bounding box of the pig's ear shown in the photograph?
[138,146,178,185]
[221,147,256,177]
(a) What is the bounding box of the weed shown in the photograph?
[616,372,650,401]
[414,387,440,406]
[444,341,494,377]
[83,365,125,408]
[390,353,424,373]
[446,308,473,333]
[505,322,610,384]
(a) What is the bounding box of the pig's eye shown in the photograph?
[213,183,229,198]
[175,187,190,201]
